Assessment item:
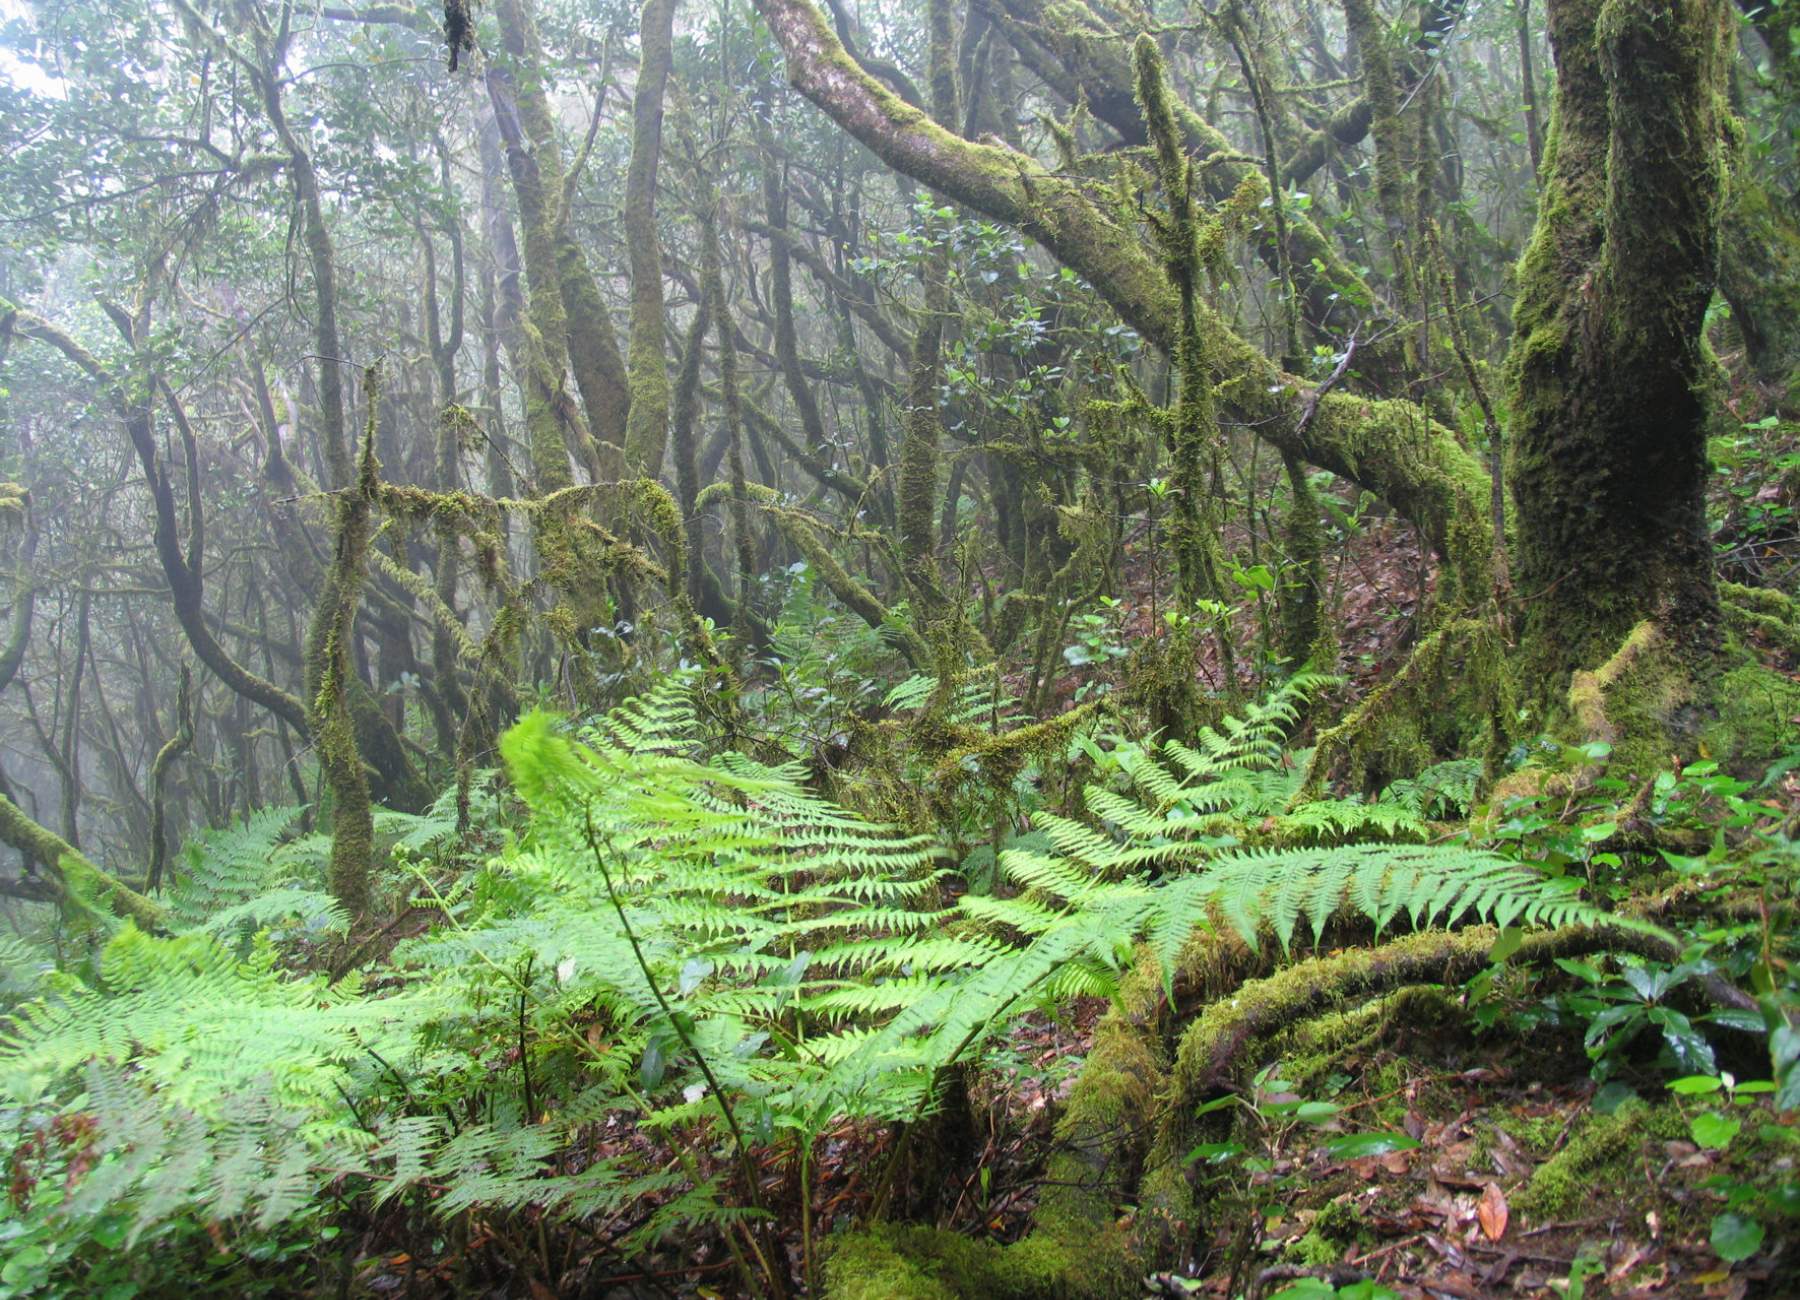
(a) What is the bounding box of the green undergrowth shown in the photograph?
[1,663,1794,1298]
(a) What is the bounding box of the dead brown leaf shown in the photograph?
[1477,1183,1509,1242]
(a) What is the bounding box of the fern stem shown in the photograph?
[579,806,778,1283]
[517,954,537,1122]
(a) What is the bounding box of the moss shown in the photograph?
[619,0,676,479]
[762,0,1492,578]
[1718,115,1800,384]
[824,1223,1002,1300]
[771,508,930,666]
[1504,1111,1567,1156]
[1287,1229,1344,1269]
[1564,620,1702,778]
[1135,33,1238,708]
[1343,0,1418,336]
[1287,1195,1363,1267]
[1518,1102,1685,1221]
[1721,582,1800,661]
[1702,661,1800,771]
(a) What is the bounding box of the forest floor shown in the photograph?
[349,414,1800,1299]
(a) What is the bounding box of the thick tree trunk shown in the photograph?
[1506,0,1729,704]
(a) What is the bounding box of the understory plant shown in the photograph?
[0,674,1678,1295]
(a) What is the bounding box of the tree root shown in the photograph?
[826,920,1754,1298]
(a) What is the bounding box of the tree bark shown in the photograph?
[1506,0,1729,696]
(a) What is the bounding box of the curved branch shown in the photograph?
[3,300,313,737]
[750,0,1491,591]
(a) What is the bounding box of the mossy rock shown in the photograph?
[1517,1103,1687,1221]
[824,1224,1010,1300]
[1519,1101,1800,1236]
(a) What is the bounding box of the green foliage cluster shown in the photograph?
[0,667,1635,1294]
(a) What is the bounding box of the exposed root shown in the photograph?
[829,919,1755,1299]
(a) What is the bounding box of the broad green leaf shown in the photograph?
[1711,1212,1764,1262]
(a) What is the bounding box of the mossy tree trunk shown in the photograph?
[621,0,678,482]
[485,6,595,492]
[305,370,384,917]
[1506,0,1730,705]
[419,173,472,757]
[697,194,763,644]
[1135,35,1235,710]
[492,0,631,461]
[895,0,958,616]
[1343,0,1420,340]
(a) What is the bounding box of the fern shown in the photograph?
[1090,673,1429,847]
[0,670,1655,1282]
[163,806,310,931]
[882,666,1022,730]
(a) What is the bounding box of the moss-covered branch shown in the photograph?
[750,0,1492,595]
[0,793,167,932]
[985,0,1392,369]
